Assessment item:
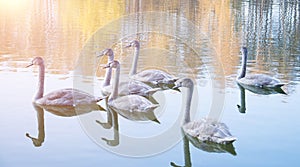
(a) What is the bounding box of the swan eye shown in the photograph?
[32,59,39,65]
[177,82,183,87]
[130,42,135,47]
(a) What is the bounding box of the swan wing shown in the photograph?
[240,74,283,87]
[110,95,158,112]
[183,118,236,144]
[131,69,176,84]
[36,88,100,106]
[104,80,155,97]
[118,80,149,96]
[109,95,159,122]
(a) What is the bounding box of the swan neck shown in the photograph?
[184,85,193,124]
[183,136,192,167]
[129,46,139,76]
[110,65,120,100]
[238,50,247,79]
[112,110,119,142]
[238,85,246,113]
[103,68,112,86]
[35,63,45,100]
[103,54,114,87]
[35,105,45,144]
[240,86,246,107]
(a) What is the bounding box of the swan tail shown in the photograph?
[96,104,107,111]
[147,96,159,104]
[171,78,179,82]
[219,136,237,144]
[96,96,108,102]
[145,104,159,110]
[274,83,285,88]
[152,118,161,124]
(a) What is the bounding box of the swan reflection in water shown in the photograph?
[237,84,247,114]
[26,103,106,147]
[26,104,45,147]
[237,82,287,114]
[170,132,236,167]
[96,106,120,147]
[237,82,287,96]
[96,96,161,147]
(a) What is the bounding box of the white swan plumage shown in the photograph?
[174,77,236,144]
[27,57,102,106]
[237,47,285,88]
[98,48,160,97]
[105,60,160,123]
[125,40,178,85]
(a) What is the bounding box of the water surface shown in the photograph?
[0,0,299,166]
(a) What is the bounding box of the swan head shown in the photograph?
[241,47,247,57]
[26,133,43,147]
[97,48,114,57]
[173,77,194,89]
[103,60,120,69]
[125,40,140,48]
[26,57,44,67]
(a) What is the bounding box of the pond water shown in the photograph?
[0,0,300,166]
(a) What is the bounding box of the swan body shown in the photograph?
[130,69,177,85]
[98,48,161,97]
[184,130,237,155]
[106,60,160,123]
[236,47,285,88]
[35,88,101,106]
[109,95,160,123]
[182,118,237,144]
[27,57,102,107]
[126,40,178,85]
[102,80,161,97]
[174,78,236,144]
[36,99,105,117]
[238,74,283,88]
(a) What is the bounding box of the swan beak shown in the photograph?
[172,84,179,89]
[101,65,108,69]
[26,63,33,68]
[124,44,131,48]
[102,64,111,69]
[172,86,179,89]
[96,51,104,57]
[172,81,182,89]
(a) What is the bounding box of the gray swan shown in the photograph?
[104,60,160,123]
[27,57,103,107]
[98,48,160,98]
[174,78,237,144]
[237,47,285,88]
[125,40,178,85]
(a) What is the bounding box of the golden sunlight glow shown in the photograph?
[0,0,29,11]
